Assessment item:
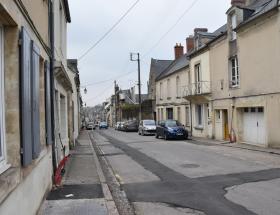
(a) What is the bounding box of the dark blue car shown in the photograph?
[155,120,188,140]
[99,122,108,129]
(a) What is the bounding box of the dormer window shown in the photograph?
[230,14,237,41]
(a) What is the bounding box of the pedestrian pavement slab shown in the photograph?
[41,131,109,215]
[47,184,103,200]
[43,199,107,215]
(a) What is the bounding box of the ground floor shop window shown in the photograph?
[166,108,173,120]
[185,107,190,126]
[195,104,203,128]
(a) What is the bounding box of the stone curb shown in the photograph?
[190,138,280,155]
[87,131,120,215]
[89,131,135,215]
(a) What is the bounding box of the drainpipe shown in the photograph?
[190,101,193,137]
[49,0,57,176]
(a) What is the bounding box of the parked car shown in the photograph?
[99,122,108,129]
[155,120,188,140]
[86,122,95,130]
[123,120,138,132]
[118,122,125,131]
[115,122,121,130]
[138,120,156,135]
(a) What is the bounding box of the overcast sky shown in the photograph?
[67,0,231,107]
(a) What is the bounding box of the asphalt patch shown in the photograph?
[47,184,103,200]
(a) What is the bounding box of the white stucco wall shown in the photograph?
[0,150,52,215]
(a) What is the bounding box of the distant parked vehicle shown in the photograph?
[99,122,108,129]
[155,120,188,140]
[123,120,138,132]
[118,122,125,131]
[86,122,95,130]
[138,120,156,136]
[115,122,121,130]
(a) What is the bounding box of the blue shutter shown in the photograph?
[31,41,41,158]
[20,27,32,166]
[44,61,52,145]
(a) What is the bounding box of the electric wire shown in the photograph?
[78,0,140,61]
[142,0,199,59]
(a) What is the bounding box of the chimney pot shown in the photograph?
[194,28,208,33]
[231,0,246,6]
[174,43,184,60]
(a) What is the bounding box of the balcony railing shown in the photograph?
[182,81,211,97]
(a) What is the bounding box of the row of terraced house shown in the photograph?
[0,0,81,214]
[148,0,280,148]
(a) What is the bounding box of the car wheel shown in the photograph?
[164,133,169,140]
[155,133,159,139]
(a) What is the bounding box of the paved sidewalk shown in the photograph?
[41,131,108,215]
[191,137,280,155]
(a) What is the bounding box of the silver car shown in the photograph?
[138,120,156,136]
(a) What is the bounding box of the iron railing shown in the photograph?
[182,81,211,97]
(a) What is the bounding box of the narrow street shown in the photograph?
[90,129,280,215]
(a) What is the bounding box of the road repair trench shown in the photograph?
[97,131,280,215]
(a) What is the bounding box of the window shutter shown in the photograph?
[44,61,52,145]
[31,41,41,159]
[20,27,32,166]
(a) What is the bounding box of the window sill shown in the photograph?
[194,126,204,130]
[167,97,171,100]
[0,163,11,175]
[230,85,240,89]
[0,167,20,204]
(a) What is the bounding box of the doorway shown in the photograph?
[223,110,229,140]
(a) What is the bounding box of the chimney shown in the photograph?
[186,36,194,53]
[174,43,184,59]
[194,28,208,34]
[231,0,246,7]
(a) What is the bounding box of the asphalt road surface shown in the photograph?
[91,129,280,215]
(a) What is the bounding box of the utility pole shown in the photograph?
[114,80,117,124]
[130,53,142,121]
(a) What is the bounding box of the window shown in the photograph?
[258,107,264,113]
[176,76,181,98]
[0,26,8,173]
[230,57,239,87]
[216,110,221,122]
[196,104,203,127]
[195,64,201,93]
[185,107,190,126]
[166,108,173,120]
[177,107,181,122]
[230,14,237,41]
[159,82,163,100]
[167,79,171,98]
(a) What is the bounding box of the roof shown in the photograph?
[188,24,227,57]
[156,54,189,81]
[150,59,173,79]
[238,0,279,27]
[63,0,71,23]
